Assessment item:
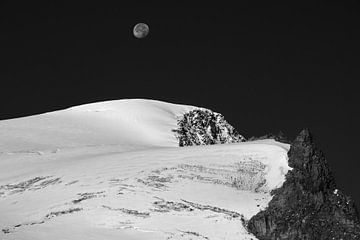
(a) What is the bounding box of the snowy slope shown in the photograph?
[0,99,290,240]
[0,99,197,152]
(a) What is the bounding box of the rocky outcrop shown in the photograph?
[247,129,360,240]
[173,109,245,146]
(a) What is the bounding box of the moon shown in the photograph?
[133,23,149,39]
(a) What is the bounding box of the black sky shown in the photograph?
[0,1,359,206]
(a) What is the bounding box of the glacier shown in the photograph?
[0,99,290,240]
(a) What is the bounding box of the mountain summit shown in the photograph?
[0,99,244,152]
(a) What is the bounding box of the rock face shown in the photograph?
[248,129,360,240]
[173,109,245,146]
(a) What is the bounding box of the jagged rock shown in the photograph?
[173,109,245,146]
[247,129,360,240]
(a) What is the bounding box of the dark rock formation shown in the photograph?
[173,109,245,146]
[248,129,360,240]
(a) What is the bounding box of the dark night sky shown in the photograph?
[0,1,359,206]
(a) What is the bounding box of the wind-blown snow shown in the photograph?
[0,99,290,240]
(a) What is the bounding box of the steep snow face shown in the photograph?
[0,99,290,240]
[0,99,198,152]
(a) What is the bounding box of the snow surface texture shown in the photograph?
[0,99,290,240]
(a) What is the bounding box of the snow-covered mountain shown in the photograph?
[0,99,359,240]
[0,99,198,152]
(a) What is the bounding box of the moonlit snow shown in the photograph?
[0,99,290,240]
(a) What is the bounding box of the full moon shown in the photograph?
[133,23,149,39]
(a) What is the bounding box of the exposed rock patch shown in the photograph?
[173,109,245,146]
[181,199,245,220]
[0,176,62,196]
[152,198,194,213]
[2,207,83,234]
[45,208,83,219]
[72,191,105,204]
[102,205,150,218]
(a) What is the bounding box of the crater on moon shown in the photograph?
[133,23,149,39]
